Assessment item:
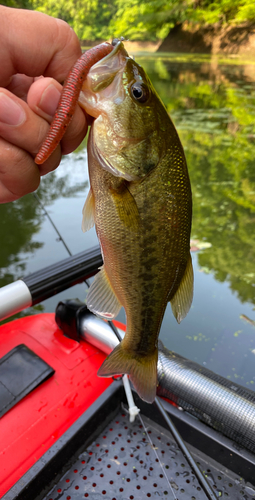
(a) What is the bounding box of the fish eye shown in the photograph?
[130,83,150,103]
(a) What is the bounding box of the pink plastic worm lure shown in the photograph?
[35,42,113,165]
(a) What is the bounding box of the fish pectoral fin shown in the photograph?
[98,342,158,404]
[86,265,121,319]
[82,187,95,232]
[111,183,140,231]
[170,253,194,324]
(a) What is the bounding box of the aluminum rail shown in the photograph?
[0,246,102,321]
[80,312,124,353]
[157,341,255,454]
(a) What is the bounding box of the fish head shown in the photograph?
[80,40,168,181]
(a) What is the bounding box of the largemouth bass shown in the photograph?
[79,40,193,403]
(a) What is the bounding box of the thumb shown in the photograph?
[27,78,62,123]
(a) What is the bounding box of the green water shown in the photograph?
[1,53,255,388]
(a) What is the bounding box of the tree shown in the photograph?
[32,0,117,40]
[1,0,32,7]
[110,0,188,41]
[110,0,255,41]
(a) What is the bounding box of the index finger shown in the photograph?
[1,6,82,87]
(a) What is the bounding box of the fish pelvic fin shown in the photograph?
[98,342,158,404]
[82,187,95,232]
[171,252,193,324]
[110,183,140,231]
[87,265,121,319]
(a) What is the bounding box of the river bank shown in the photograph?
[81,22,255,57]
[158,22,255,57]
[81,39,160,52]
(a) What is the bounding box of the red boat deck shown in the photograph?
[0,313,118,497]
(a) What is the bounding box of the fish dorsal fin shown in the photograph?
[171,253,193,324]
[111,183,140,231]
[82,188,95,233]
[86,265,121,319]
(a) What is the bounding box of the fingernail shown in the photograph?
[39,84,61,117]
[0,92,26,126]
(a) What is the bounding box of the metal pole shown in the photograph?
[154,396,218,500]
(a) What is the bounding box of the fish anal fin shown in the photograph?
[171,253,194,324]
[98,342,158,403]
[111,183,140,231]
[87,265,121,319]
[82,187,95,233]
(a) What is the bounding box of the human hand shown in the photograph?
[0,6,87,203]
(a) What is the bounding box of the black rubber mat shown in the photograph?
[0,344,54,417]
[43,408,255,500]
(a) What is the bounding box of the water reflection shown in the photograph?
[138,55,255,307]
[0,152,88,288]
[142,55,255,386]
[0,194,42,287]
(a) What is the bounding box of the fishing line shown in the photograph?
[35,190,212,497]
[138,412,178,500]
[34,192,121,335]
[34,192,72,258]
[34,196,215,498]
[111,331,215,498]
[108,319,122,342]
[154,397,218,500]
[33,192,90,287]
[108,319,216,499]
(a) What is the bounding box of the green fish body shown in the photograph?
[80,41,193,403]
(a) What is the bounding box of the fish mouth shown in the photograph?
[85,41,160,180]
[90,126,138,182]
[92,39,128,69]
[80,40,128,118]
[80,40,151,142]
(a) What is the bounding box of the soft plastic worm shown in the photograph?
[35,42,113,165]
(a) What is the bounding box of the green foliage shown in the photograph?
[235,1,255,22]
[32,0,116,40]
[110,0,188,41]
[29,0,255,42]
[111,0,255,41]
[1,0,32,7]
[192,0,244,24]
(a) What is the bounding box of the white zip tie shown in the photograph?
[122,375,140,422]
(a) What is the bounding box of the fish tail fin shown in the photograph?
[98,342,158,404]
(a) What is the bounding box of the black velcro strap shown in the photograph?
[0,344,55,418]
